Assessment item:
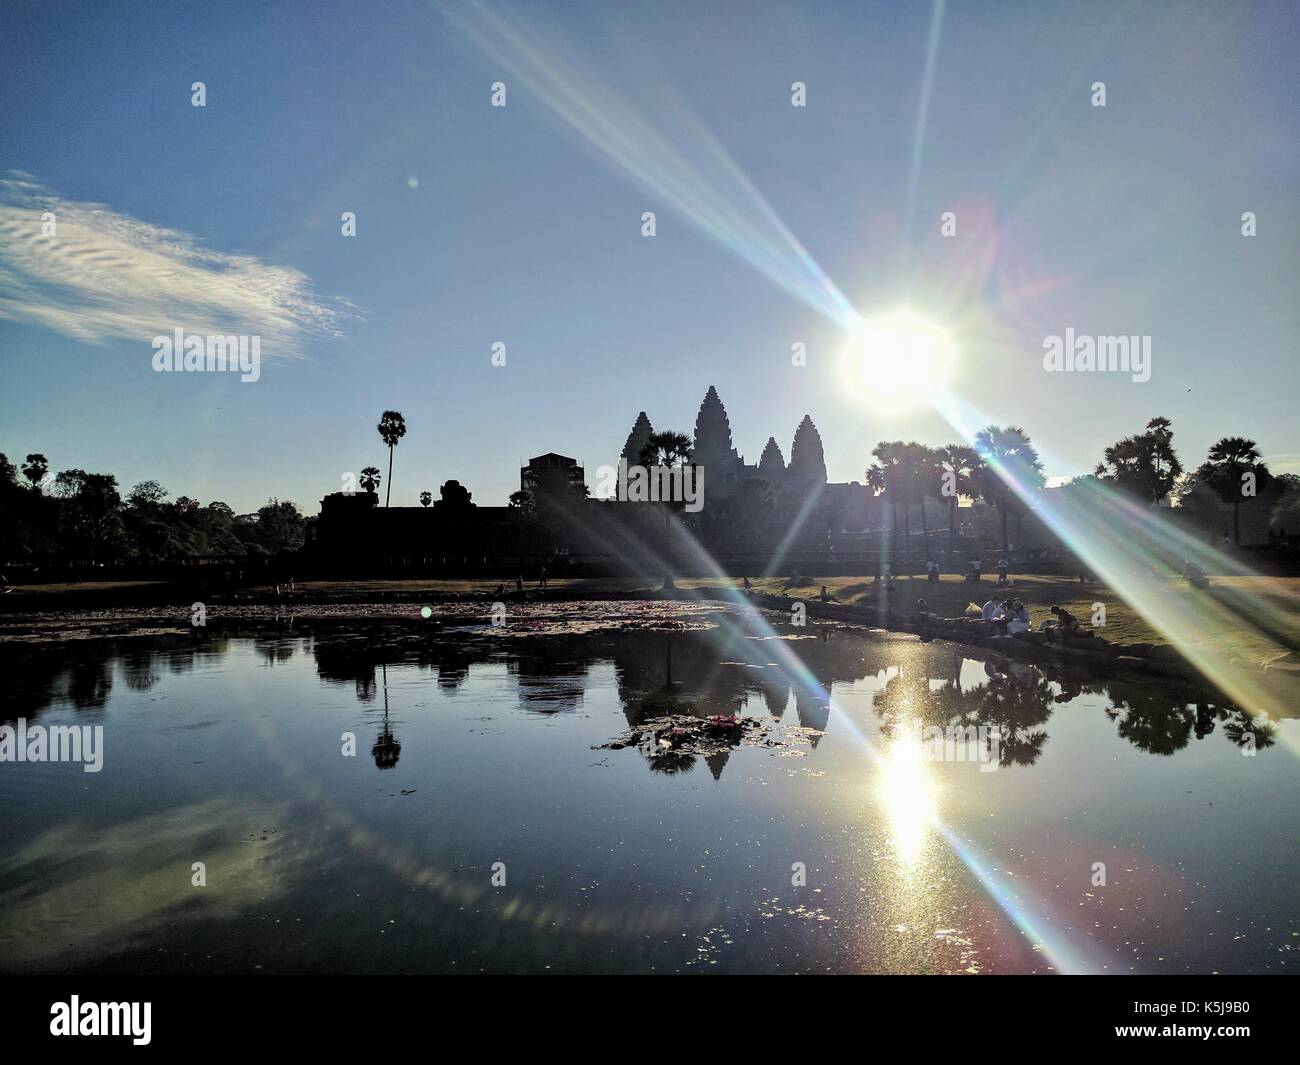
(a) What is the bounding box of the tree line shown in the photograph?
[855,419,1293,555]
[0,454,305,566]
[2,411,1295,566]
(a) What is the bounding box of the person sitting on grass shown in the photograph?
[819,584,840,603]
[1039,604,1080,642]
[988,598,1015,635]
[1006,599,1031,635]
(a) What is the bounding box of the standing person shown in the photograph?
[742,575,752,592]
[516,575,524,594]
[996,557,1009,585]
[539,566,547,589]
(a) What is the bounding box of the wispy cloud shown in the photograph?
[0,173,354,356]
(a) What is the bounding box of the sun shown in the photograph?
[846,309,955,407]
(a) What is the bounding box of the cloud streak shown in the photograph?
[0,173,354,357]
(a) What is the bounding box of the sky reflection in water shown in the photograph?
[1,618,1295,974]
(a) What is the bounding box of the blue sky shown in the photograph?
[1,0,1296,512]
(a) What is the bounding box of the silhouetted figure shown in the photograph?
[516,575,523,594]
[1040,604,1080,642]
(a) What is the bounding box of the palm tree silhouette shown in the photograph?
[903,442,941,558]
[359,466,381,494]
[973,425,1045,558]
[1196,436,1270,546]
[867,441,907,552]
[638,430,693,585]
[21,453,48,491]
[1095,417,1184,505]
[936,444,982,550]
[419,491,432,508]
[376,410,407,508]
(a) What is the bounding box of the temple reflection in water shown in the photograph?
[3,622,1276,783]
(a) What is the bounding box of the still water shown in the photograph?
[2,613,1296,974]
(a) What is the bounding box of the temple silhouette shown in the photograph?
[308,386,904,575]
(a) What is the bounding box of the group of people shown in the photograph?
[978,598,1081,641]
[981,596,1032,634]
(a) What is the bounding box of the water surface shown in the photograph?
[2,614,1295,974]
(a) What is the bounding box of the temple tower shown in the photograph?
[787,415,828,490]
[691,386,743,498]
[621,411,655,465]
[758,436,786,482]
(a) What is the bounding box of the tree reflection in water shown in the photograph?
[0,625,1286,777]
[871,653,1053,768]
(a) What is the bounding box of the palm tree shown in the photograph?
[419,491,432,508]
[903,442,941,556]
[639,430,692,469]
[639,430,693,581]
[866,440,907,548]
[1195,436,1270,545]
[360,467,381,494]
[21,453,48,491]
[1143,417,1182,503]
[936,444,982,549]
[1094,416,1183,505]
[376,410,406,508]
[972,425,1045,558]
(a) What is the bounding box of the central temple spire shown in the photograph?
[788,414,828,487]
[692,386,735,463]
[691,386,743,499]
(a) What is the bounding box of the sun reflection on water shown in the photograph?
[878,724,941,867]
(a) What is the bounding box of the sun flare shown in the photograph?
[846,310,955,407]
